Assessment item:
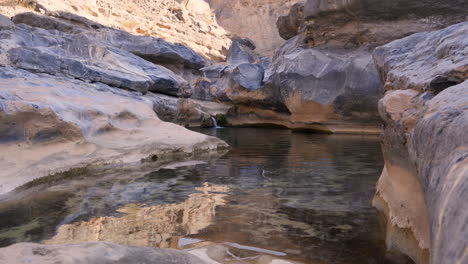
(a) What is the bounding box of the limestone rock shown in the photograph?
[373,22,468,92]
[264,36,383,129]
[4,13,192,96]
[146,92,232,127]
[279,0,468,49]
[0,14,14,30]
[226,39,258,65]
[193,63,268,105]
[13,12,207,70]
[0,0,232,61]
[0,242,206,264]
[207,0,303,55]
[0,67,227,195]
[373,22,468,264]
[277,3,304,40]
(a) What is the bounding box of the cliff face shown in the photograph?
[207,0,302,55]
[0,0,232,60]
[278,0,468,49]
[373,22,467,264]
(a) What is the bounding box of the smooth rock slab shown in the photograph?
[6,12,193,96]
[0,242,206,264]
[0,67,226,194]
[12,12,207,70]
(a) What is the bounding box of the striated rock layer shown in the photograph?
[0,0,232,60]
[278,0,468,50]
[0,13,228,195]
[372,22,468,264]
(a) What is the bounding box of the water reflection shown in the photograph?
[0,128,385,264]
[45,183,228,248]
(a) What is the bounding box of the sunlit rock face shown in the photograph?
[0,0,232,61]
[45,184,229,248]
[207,0,302,55]
[372,22,468,264]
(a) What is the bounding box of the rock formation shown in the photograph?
[207,0,302,55]
[277,0,468,49]
[0,1,467,263]
[0,0,232,60]
[192,36,384,133]
[0,13,228,194]
[372,22,467,264]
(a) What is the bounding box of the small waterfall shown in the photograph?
[210,116,221,128]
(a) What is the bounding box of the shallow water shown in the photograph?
[0,128,386,264]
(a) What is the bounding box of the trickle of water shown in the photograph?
[210,116,220,128]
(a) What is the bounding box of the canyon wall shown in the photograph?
[0,0,232,60]
[273,1,468,263]
[373,22,467,264]
[207,0,302,55]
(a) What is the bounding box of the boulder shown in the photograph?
[226,38,257,64]
[372,22,468,264]
[263,36,383,130]
[146,92,232,127]
[0,242,205,264]
[0,14,14,31]
[277,3,304,40]
[193,62,268,105]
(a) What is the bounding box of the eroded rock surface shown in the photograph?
[0,242,206,264]
[207,0,302,55]
[0,0,232,60]
[372,22,468,264]
[0,66,226,195]
[192,35,384,133]
[263,37,383,132]
[2,13,198,96]
[278,0,468,49]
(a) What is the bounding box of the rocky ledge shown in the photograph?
[0,13,227,195]
[372,22,467,264]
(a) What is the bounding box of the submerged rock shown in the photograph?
[0,242,206,264]
[373,22,468,264]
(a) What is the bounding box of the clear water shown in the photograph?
[0,128,386,264]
